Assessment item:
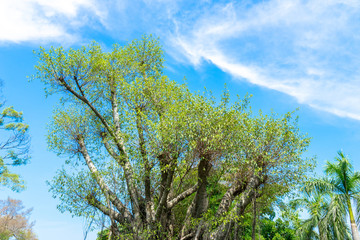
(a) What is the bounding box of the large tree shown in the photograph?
[35,36,313,239]
[0,86,30,191]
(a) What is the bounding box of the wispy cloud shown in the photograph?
[2,0,360,120]
[0,0,105,44]
[169,0,360,120]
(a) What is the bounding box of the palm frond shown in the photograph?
[303,177,337,195]
[297,217,319,240]
[321,194,349,240]
[349,171,360,194]
[299,151,359,240]
[353,193,360,225]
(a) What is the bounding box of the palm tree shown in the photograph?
[293,192,351,240]
[293,193,328,240]
[305,151,360,240]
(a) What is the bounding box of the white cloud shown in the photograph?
[1,0,359,120]
[169,0,360,120]
[0,0,105,43]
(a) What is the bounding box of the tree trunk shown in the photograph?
[180,199,195,239]
[318,223,324,240]
[234,220,239,240]
[193,156,212,218]
[135,107,154,226]
[252,195,256,240]
[347,198,360,240]
[207,175,264,240]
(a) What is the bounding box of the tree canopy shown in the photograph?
[34,36,313,239]
[0,86,30,191]
[0,197,37,240]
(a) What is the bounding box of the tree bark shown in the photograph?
[167,184,198,209]
[155,155,175,222]
[207,175,264,240]
[60,76,144,231]
[85,194,127,224]
[347,198,360,240]
[193,155,212,218]
[78,137,132,221]
[252,193,256,240]
[135,107,154,225]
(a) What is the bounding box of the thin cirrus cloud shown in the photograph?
[1,0,360,121]
[0,0,105,44]
[170,0,360,121]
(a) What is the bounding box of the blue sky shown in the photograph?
[1,0,360,239]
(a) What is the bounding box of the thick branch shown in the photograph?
[102,135,143,227]
[102,138,120,160]
[108,81,143,227]
[135,107,154,223]
[155,165,175,221]
[180,233,194,240]
[193,156,212,218]
[180,197,196,239]
[74,76,85,97]
[109,80,122,137]
[86,194,128,224]
[215,180,248,219]
[167,184,198,209]
[209,175,265,240]
[58,77,126,156]
[77,136,132,221]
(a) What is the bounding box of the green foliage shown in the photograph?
[0,100,30,191]
[33,35,314,239]
[261,218,297,240]
[229,209,299,240]
[97,228,110,240]
[296,151,359,240]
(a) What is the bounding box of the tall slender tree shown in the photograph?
[293,193,328,240]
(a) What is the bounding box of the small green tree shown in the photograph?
[0,88,30,191]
